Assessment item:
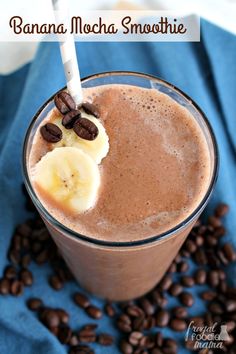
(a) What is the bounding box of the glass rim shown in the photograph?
[22,71,219,248]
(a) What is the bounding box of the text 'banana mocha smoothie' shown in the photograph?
[29,84,211,242]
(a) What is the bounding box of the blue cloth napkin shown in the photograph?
[0,19,236,354]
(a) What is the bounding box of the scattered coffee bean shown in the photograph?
[27,298,43,311]
[226,300,236,312]
[54,91,76,114]
[126,305,144,318]
[97,333,114,346]
[159,274,172,291]
[177,261,189,273]
[156,310,170,327]
[82,102,100,118]
[139,297,155,316]
[40,123,62,143]
[74,292,90,308]
[86,305,103,319]
[117,314,132,333]
[201,291,217,301]
[172,307,188,319]
[4,265,17,280]
[69,344,94,354]
[49,274,63,290]
[168,283,183,296]
[181,276,195,287]
[120,339,133,354]
[215,203,229,217]
[10,280,23,296]
[73,118,99,141]
[169,318,187,332]
[20,269,33,286]
[0,278,10,295]
[58,326,72,344]
[78,328,96,343]
[57,309,69,324]
[179,292,194,307]
[41,309,60,328]
[104,302,116,317]
[62,110,81,129]
[207,270,220,287]
[222,243,236,262]
[194,268,207,285]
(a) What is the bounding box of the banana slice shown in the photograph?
[33,147,100,214]
[52,113,109,164]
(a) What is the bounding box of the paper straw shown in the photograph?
[51,0,83,105]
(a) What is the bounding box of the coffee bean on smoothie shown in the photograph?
[62,110,81,129]
[73,118,99,141]
[54,91,76,114]
[40,123,62,143]
[82,102,100,118]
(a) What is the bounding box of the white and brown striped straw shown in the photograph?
[52,0,83,105]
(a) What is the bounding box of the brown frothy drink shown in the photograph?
[24,73,217,300]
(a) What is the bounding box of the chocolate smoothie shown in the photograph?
[29,84,210,242]
[24,73,216,300]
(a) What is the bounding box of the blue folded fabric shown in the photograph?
[0,19,236,354]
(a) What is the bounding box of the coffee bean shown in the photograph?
[86,305,103,319]
[194,269,207,284]
[222,243,236,262]
[10,280,24,296]
[35,249,49,264]
[21,254,31,268]
[155,332,163,347]
[41,309,60,328]
[194,248,207,265]
[0,278,10,295]
[172,307,188,319]
[74,292,90,308]
[128,331,143,346]
[159,275,172,291]
[104,302,116,317]
[62,109,81,129]
[20,269,33,286]
[184,239,197,253]
[164,338,178,351]
[226,300,236,312]
[78,328,96,343]
[139,298,155,316]
[117,314,132,333]
[201,291,217,301]
[168,283,183,296]
[225,321,236,332]
[83,324,98,331]
[190,316,204,327]
[126,305,144,317]
[169,318,187,332]
[69,334,80,346]
[156,310,170,327]
[82,102,100,118]
[97,333,114,346]
[195,235,204,247]
[207,270,219,287]
[27,298,43,311]
[181,276,195,287]
[151,290,167,308]
[151,349,163,354]
[177,261,189,273]
[57,309,69,324]
[16,223,32,237]
[69,344,94,354]
[208,301,224,314]
[4,266,17,280]
[8,249,20,265]
[143,315,156,330]
[58,326,72,344]
[168,262,177,273]
[179,292,194,307]
[120,339,133,354]
[215,203,229,217]
[73,118,99,141]
[40,123,62,143]
[132,315,145,331]
[49,275,63,290]
[54,91,76,114]
[209,215,222,228]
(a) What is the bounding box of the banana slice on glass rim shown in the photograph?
[52,112,109,165]
[33,147,100,214]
